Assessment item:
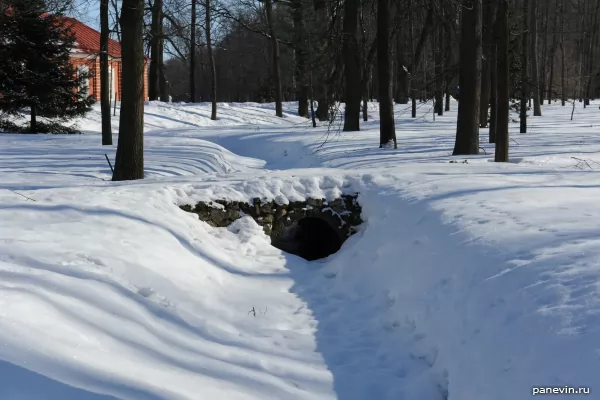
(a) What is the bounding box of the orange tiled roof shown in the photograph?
[58,17,122,58]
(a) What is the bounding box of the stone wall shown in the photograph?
[180,194,363,258]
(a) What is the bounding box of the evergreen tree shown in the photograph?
[0,0,94,133]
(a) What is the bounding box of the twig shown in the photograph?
[570,157,598,170]
[510,138,520,146]
[479,146,487,155]
[7,189,35,202]
[248,307,256,317]
[104,154,114,174]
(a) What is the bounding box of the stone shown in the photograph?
[180,194,363,260]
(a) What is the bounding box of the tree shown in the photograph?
[292,0,309,118]
[378,0,396,148]
[530,0,542,116]
[100,0,113,145]
[520,0,529,133]
[112,0,145,181]
[547,0,560,104]
[495,0,509,162]
[264,0,283,117]
[149,0,164,101]
[480,0,496,128]
[453,0,482,155]
[342,0,361,131]
[190,0,197,102]
[0,0,94,133]
[560,0,565,106]
[205,0,217,120]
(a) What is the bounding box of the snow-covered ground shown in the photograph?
[1,100,599,400]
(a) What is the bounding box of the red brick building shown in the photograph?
[61,17,149,102]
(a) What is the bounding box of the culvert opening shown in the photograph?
[271,217,342,261]
[179,194,362,261]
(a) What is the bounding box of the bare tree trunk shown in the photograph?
[30,105,37,133]
[100,0,112,145]
[444,28,452,112]
[113,0,144,181]
[520,0,529,132]
[409,5,416,118]
[148,0,162,101]
[308,32,317,127]
[585,0,600,104]
[530,0,542,116]
[378,0,396,148]
[495,0,509,162]
[489,30,498,143]
[342,0,361,131]
[264,0,283,117]
[158,27,168,101]
[313,0,331,121]
[190,0,196,102]
[362,66,372,121]
[547,0,560,104]
[206,0,216,120]
[560,0,566,106]
[395,32,409,104]
[453,0,482,155]
[292,0,309,117]
[480,0,495,127]
[435,22,443,116]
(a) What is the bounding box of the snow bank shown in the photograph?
[1,100,599,399]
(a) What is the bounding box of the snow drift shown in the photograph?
[1,101,599,399]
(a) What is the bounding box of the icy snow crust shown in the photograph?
[1,101,599,399]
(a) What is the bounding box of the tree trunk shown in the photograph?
[530,0,542,116]
[560,0,566,106]
[409,5,417,118]
[584,0,600,104]
[206,0,216,120]
[342,0,360,131]
[158,26,168,101]
[190,0,196,102]
[264,0,283,117]
[30,105,37,133]
[100,0,112,145]
[539,0,549,104]
[495,0,509,162]
[112,0,144,181]
[547,0,560,104]
[292,0,309,117]
[520,0,529,133]
[480,0,495,127]
[148,0,162,101]
[362,65,372,122]
[444,30,452,112]
[434,23,443,116]
[313,0,331,121]
[453,0,482,155]
[489,32,498,143]
[395,31,409,104]
[378,0,396,148]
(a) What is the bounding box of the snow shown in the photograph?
[1,100,599,399]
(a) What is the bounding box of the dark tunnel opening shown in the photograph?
[271,217,343,261]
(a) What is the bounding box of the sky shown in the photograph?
[70,0,100,29]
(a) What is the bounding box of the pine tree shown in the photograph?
[0,0,94,133]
